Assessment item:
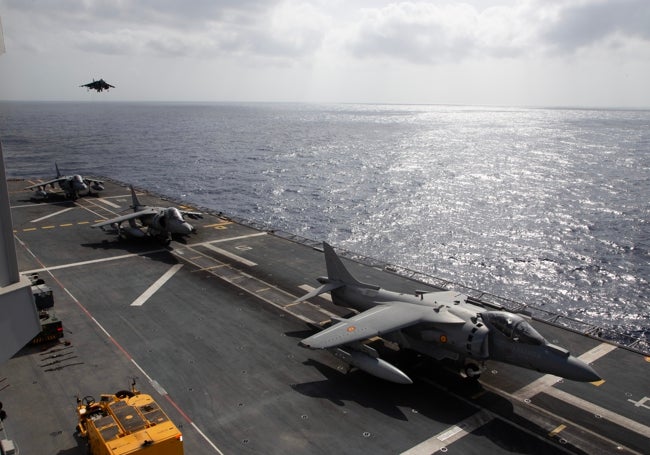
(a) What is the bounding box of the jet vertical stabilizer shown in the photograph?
[323,242,378,290]
[130,185,144,211]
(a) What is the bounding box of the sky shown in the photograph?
[0,0,649,107]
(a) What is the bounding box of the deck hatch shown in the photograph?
[139,402,168,425]
[110,400,147,433]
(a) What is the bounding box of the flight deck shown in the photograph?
[1,178,649,454]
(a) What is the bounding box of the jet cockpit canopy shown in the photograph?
[166,207,184,221]
[482,311,544,345]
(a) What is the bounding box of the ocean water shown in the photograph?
[1,101,648,338]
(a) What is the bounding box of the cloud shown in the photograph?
[2,0,326,61]
[540,0,650,52]
[3,0,648,65]
[1,0,648,106]
[342,0,650,64]
[346,3,479,63]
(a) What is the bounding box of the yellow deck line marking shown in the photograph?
[131,264,184,307]
[548,424,566,437]
[30,207,74,223]
[204,222,233,228]
[22,228,37,232]
[59,223,73,227]
[42,225,55,229]
[206,232,266,243]
[77,221,90,225]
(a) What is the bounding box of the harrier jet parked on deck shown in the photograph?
[80,78,115,92]
[91,185,202,244]
[25,163,104,200]
[295,242,601,384]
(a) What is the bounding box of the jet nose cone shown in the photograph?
[170,220,193,235]
[564,356,601,382]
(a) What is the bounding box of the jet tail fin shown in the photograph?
[55,162,61,178]
[322,242,378,289]
[130,185,143,210]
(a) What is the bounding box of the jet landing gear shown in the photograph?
[462,362,485,380]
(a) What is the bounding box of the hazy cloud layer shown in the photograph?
[1,0,648,105]
[3,0,649,63]
[346,0,650,63]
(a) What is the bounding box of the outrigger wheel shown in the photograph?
[464,363,481,380]
[82,396,95,406]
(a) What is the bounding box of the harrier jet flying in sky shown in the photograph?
[80,78,115,92]
[91,185,202,244]
[296,242,601,384]
[25,163,104,200]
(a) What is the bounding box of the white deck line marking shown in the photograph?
[97,197,121,208]
[11,193,129,209]
[21,233,267,274]
[404,342,620,454]
[299,284,333,302]
[513,342,617,400]
[203,243,257,267]
[173,247,340,322]
[149,379,168,396]
[31,207,74,223]
[131,264,184,306]
[576,342,618,364]
[191,422,226,455]
[547,387,650,439]
[401,409,493,455]
[62,274,224,454]
[22,250,167,275]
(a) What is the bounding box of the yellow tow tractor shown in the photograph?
[76,381,183,455]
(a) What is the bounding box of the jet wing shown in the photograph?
[25,178,64,190]
[180,210,203,219]
[301,302,464,349]
[91,208,157,228]
[84,177,104,185]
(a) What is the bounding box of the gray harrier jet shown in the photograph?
[80,78,115,92]
[25,163,104,200]
[296,242,601,384]
[91,185,202,243]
